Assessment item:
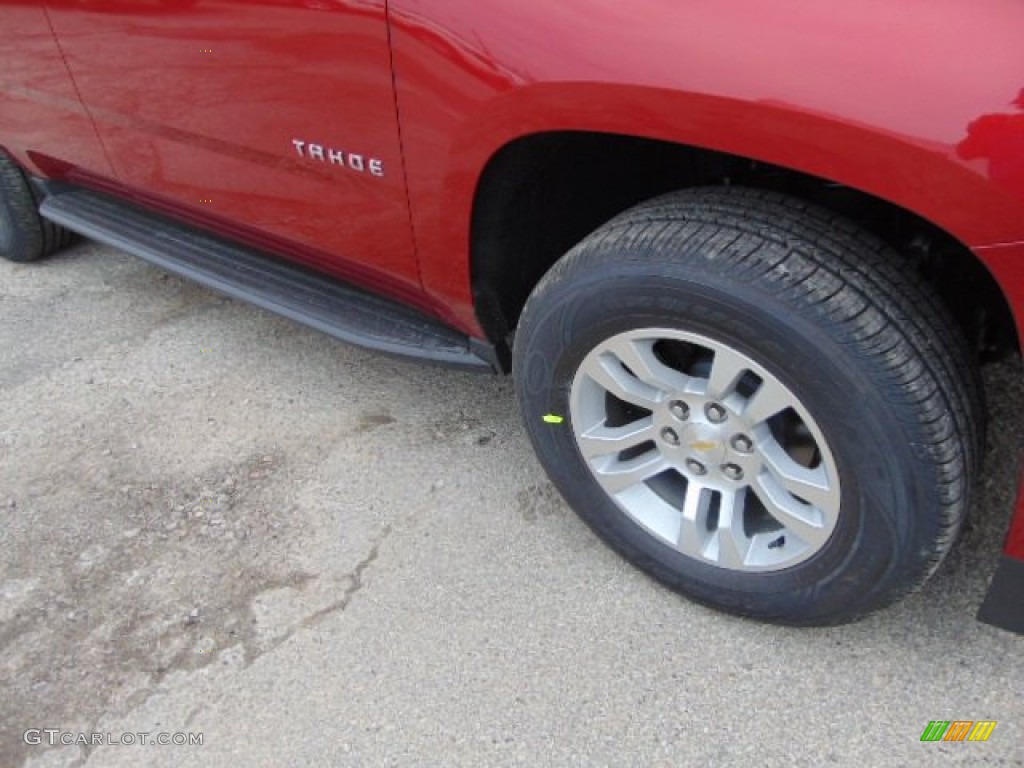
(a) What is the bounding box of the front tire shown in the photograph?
[514,188,981,625]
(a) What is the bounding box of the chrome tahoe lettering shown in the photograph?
[292,139,384,177]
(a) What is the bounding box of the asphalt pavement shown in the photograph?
[2,239,1022,767]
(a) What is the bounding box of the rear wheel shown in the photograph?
[514,187,982,625]
[0,155,72,263]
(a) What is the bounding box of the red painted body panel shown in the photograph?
[2,0,1022,340]
[388,0,1024,338]
[43,0,422,303]
[0,3,111,178]
[1006,468,1024,562]
[977,243,1024,351]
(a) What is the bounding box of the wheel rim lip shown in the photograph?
[568,327,842,574]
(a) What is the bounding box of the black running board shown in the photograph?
[40,188,494,371]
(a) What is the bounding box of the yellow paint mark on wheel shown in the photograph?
[543,414,564,424]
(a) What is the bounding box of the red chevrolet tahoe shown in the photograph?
[2,0,1022,631]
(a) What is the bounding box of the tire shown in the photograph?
[514,187,982,626]
[0,154,73,263]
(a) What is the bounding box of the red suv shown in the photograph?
[2,0,1022,630]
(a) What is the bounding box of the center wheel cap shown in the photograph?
[681,423,726,465]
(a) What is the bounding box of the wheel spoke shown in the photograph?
[707,488,750,568]
[752,472,831,549]
[604,336,687,394]
[742,378,791,425]
[759,439,838,512]
[706,346,750,399]
[622,490,683,545]
[577,418,657,459]
[677,481,712,558]
[592,451,668,495]
[580,352,662,409]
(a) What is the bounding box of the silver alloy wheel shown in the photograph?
[569,328,841,572]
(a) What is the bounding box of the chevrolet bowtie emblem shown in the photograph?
[690,440,719,452]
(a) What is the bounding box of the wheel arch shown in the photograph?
[444,84,1022,361]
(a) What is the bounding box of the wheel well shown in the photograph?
[470,131,1019,366]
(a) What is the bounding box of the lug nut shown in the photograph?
[661,427,680,446]
[685,458,707,475]
[705,403,728,424]
[722,463,744,481]
[668,400,690,421]
[731,434,754,454]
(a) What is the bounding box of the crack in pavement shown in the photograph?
[243,524,394,668]
[60,525,394,768]
[297,524,393,631]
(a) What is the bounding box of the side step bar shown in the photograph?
[40,188,494,371]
